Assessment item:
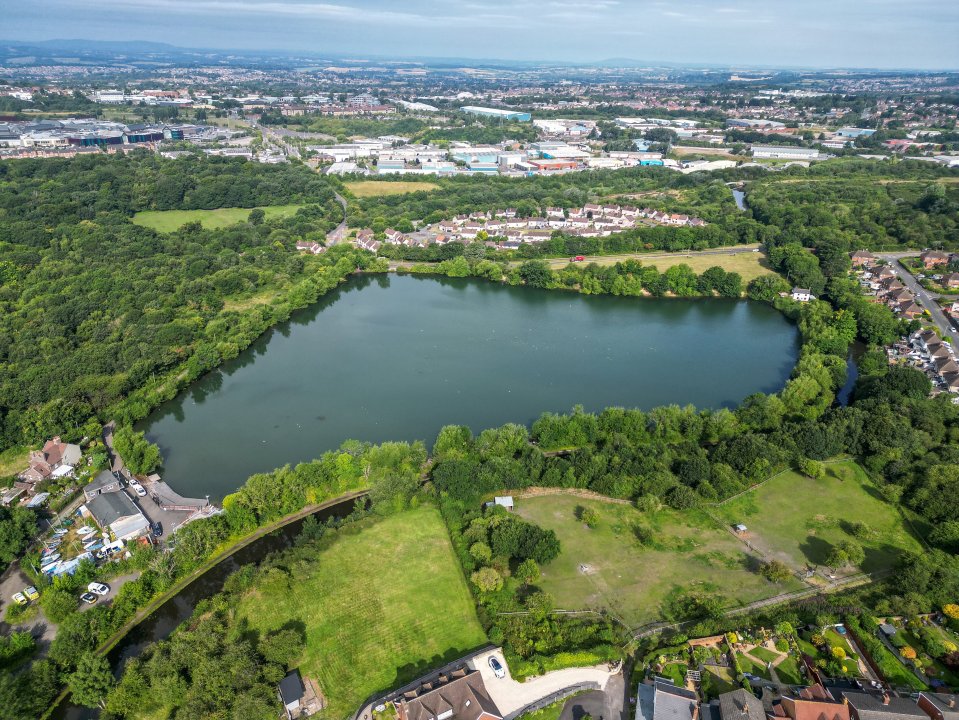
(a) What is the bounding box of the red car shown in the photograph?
[570,255,586,262]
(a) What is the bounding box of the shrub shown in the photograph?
[471,567,503,593]
[578,506,599,528]
[760,560,792,583]
[831,646,847,660]
[901,646,917,659]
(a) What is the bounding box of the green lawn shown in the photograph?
[775,655,804,684]
[235,506,487,720]
[715,461,922,575]
[736,651,772,680]
[514,495,803,628]
[749,645,780,664]
[702,666,737,697]
[131,204,304,232]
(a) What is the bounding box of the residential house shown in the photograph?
[718,689,767,720]
[840,691,929,720]
[943,274,959,289]
[295,240,324,254]
[876,267,896,281]
[776,686,849,720]
[84,470,122,501]
[636,679,699,720]
[384,229,405,245]
[851,250,878,268]
[397,669,502,720]
[21,436,82,485]
[898,301,923,318]
[81,491,150,543]
[792,288,815,302]
[918,693,959,720]
[921,251,950,268]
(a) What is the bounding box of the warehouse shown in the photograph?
[751,145,823,160]
[461,106,531,122]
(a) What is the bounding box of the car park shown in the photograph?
[88,582,110,596]
[80,592,97,604]
[12,592,27,606]
[23,586,39,601]
[488,655,506,679]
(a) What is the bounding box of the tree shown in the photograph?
[515,558,541,586]
[578,506,599,528]
[760,560,792,583]
[470,542,493,565]
[69,653,115,708]
[797,457,825,479]
[831,646,847,660]
[825,546,849,569]
[517,260,553,288]
[259,628,305,668]
[471,567,503,593]
[248,208,265,225]
[112,426,161,475]
[901,646,917,660]
[943,604,959,620]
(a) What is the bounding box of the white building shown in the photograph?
[752,145,822,160]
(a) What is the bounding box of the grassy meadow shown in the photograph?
[714,461,922,575]
[234,506,486,720]
[543,247,773,282]
[344,180,440,197]
[131,204,304,232]
[514,494,802,628]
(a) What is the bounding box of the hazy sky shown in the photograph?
[5,0,959,69]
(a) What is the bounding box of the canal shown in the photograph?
[140,273,800,500]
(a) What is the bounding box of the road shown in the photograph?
[327,190,350,244]
[878,253,957,339]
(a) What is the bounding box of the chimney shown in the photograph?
[882,694,890,706]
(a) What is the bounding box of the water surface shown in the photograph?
[141,274,799,498]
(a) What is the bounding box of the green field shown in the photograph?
[131,204,304,232]
[344,180,440,197]
[513,495,802,628]
[235,506,487,720]
[714,461,922,575]
[543,248,773,282]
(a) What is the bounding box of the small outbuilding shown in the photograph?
[279,670,305,719]
[734,524,748,535]
[494,496,514,511]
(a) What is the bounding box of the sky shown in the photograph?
[3,0,959,70]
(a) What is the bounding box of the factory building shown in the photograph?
[461,106,532,122]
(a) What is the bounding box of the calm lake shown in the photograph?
[141,274,799,499]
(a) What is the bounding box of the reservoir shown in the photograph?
[141,274,799,499]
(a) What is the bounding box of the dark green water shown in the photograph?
[141,274,799,499]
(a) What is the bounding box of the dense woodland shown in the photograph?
[0,153,364,451]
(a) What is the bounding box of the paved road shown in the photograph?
[0,563,57,653]
[879,254,957,338]
[327,191,350,244]
[468,648,618,720]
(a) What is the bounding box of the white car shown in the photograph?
[87,582,110,596]
[132,485,147,497]
[488,656,506,679]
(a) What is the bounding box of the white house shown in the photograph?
[791,288,815,302]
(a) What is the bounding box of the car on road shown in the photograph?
[88,582,110,596]
[80,592,97,604]
[152,521,163,537]
[570,255,585,262]
[488,656,506,679]
[12,592,28,606]
[24,586,39,601]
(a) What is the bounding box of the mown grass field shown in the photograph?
[714,461,922,575]
[234,506,486,720]
[131,204,304,232]
[344,180,440,197]
[514,494,802,628]
[543,248,773,282]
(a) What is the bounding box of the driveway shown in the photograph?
[468,648,619,720]
[79,571,140,613]
[0,562,57,653]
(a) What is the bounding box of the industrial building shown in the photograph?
[751,145,823,160]
[727,118,787,130]
[461,106,531,122]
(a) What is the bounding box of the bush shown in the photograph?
[578,506,599,528]
[471,567,503,593]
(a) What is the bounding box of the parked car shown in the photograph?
[88,582,109,596]
[23,586,39,601]
[488,656,506,679]
[80,592,97,604]
[11,592,27,606]
[152,521,163,537]
[132,484,147,498]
